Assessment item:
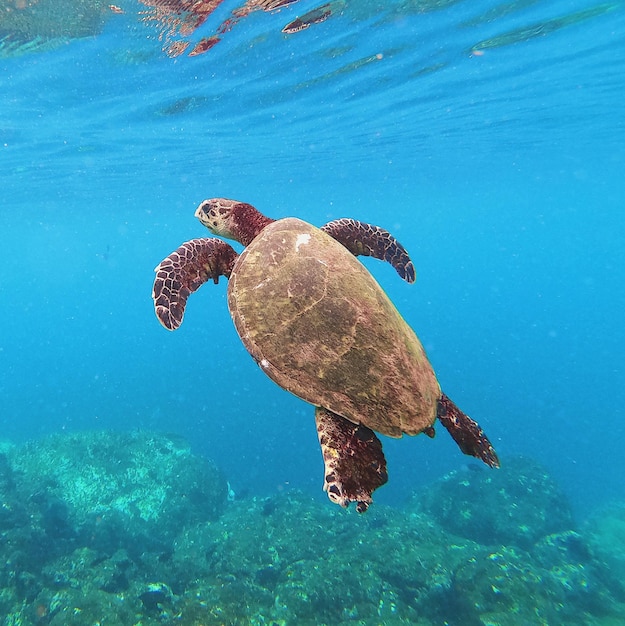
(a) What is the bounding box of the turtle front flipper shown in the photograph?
[437,394,500,468]
[321,218,416,283]
[153,238,238,331]
[315,407,388,513]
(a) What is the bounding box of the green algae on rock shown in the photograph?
[6,430,227,560]
[0,430,226,623]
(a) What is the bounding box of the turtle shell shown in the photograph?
[227,218,441,438]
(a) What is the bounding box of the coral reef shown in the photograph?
[0,432,623,624]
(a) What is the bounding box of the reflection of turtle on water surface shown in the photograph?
[282,0,344,34]
[0,0,117,58]
[153,198,499,512]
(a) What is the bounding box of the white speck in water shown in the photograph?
[295,233,310,251]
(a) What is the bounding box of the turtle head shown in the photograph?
[195,198,274,247]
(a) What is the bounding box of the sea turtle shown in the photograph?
[153,198,499,512]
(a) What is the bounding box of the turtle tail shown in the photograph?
[153,238,238,331]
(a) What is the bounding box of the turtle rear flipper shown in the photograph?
[321,218,416,283]
[153,238,238,330]
[315,407,388,513]
[437,394,500,468]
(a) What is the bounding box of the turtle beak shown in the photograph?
[195,200,225,236]
[195,201,212,228]
[195,198,240,240]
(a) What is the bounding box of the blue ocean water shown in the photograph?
[1,0,624,524]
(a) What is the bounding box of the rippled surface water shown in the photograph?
[4,1,623,180]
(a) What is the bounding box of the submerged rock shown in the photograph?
[0,430,226,622]
[10,431,227,550]
[169,491,464,623]
[413,456,573,549]
[583,503,625,599]
[0,433,622,624]
[164,489,620,625]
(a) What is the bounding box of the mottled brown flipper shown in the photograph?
[153,238,238,331]
[321,219,416,283]
[437,394,500,468]
[315,407,388,513]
